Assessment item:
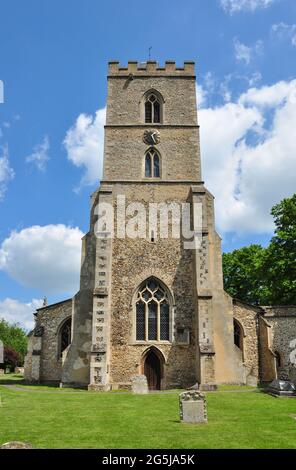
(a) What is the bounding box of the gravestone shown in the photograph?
[179,390,207,424]
[1,441,33,449]
[246,374,258,387]
[131,374,148,394]
[266,379,296,397]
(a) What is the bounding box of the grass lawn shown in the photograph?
[0,374,296,449]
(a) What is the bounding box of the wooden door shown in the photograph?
[144,350,161,390]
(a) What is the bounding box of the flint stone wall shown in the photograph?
[24,299,72,383]
[109,183,198,389]
[261,306,296,384]
[233,300,260,383]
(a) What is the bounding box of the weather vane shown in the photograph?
[148,46,152,60]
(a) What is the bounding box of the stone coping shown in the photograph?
[108,61,195,76]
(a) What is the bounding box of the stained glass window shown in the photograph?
[135,278,170,342]
[136,302,145,341]
[160,302,169,340]
[148,302,157,340]
[148,279,157,292]
[155,289,164,301]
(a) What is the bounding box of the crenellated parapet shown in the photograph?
[108,60,195,77]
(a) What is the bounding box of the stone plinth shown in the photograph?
[132,375,148,394]
[179,390,207,424]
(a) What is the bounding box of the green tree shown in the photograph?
[222,244,268,304]
[222,193,296,306]
[263,194,296,305]
[0,319,28,365]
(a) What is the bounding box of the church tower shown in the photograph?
[61,61,245,390]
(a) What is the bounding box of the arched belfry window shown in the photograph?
[145,149,161,178]
[136,278,171,342]
[145,93,162,123]
[233,319,243,351]
[59,317,72,357]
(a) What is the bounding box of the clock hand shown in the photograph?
[151,132,156,143]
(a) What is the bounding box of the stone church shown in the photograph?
[24,61,296,390]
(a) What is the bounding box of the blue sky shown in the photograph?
[0,0,296,327]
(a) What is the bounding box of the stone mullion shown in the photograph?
[157,301,160,341]
[145,302,148,342]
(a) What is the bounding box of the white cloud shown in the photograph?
[196,84,207,108]
[248,71,262,86]
[0,224,83,294]
[234,39,252,64]
[219,79,232,103]
[234,38,264,65]
[199,78,296,234]
[199,72,262,105]
[204,72,216,94]
[220,0,275,14]
[239,80,296,107]
[0,145,14,200]
[63,107,106,191]
[271,22,296,47]
[0,80,3,104]
[26,135,50,172]
[0,298,43,330]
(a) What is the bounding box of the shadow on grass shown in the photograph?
[0,374,26,385]
[0,374,60,388]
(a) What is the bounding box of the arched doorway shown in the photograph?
[143,348,162,390]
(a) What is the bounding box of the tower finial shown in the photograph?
[148,46,152,60]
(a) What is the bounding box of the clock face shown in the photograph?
[143,129,160,145]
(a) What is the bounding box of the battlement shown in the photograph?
[108,60,195,77]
